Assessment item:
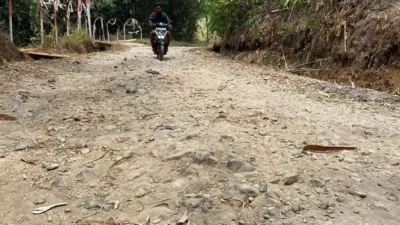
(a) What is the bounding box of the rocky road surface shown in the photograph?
[1,45,400,225]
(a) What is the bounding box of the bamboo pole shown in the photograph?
[8,0,13,42]
[77,0,82,29]
[86,0,92,38]
[40,0,44,45]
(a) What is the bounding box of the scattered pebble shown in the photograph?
[227,159,256,172]
[51,176,64,187]
[263,214,271,220]
[257,182,268,192]
[183,198,204,208]
[163,150,192,161]
[85,200,114,211]
[76,170,96,183]
[126,86,137,94]
[336,196,346,203]
[134,188,147,198]
[34,197,46,205]
[64,208,72,213]
[387,196,398,202]
[281,206,291,214]
[15,138,36,151]
[194,151,218,164]
[186,179,206,194]
[250,195,266,208]
[146,69,160,75]
[319,202,330,210]
[81,148,90,154]
[237,184,260,197]
[348,189,367,198]
[284,173,299,185]
[58,137,66,143]
[352,208,361,214]
[291,203,301,214]
[390,160,400,166]
[153,219,162,224]
[221,191,233,200]
[343,157,356,164]
[43,163,59,171]
[311,179,325,188]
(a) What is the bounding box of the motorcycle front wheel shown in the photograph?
[157,44,164,61]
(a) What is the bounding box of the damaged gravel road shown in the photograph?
[1,45,400,225]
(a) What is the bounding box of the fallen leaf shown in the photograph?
[0,114,17,121]
[303,145,358,152]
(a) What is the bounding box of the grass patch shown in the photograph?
[38,29,120,54]
[60,29,93,53]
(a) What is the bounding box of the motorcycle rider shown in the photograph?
[149,3,172,54]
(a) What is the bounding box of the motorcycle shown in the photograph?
[153,22,170,61]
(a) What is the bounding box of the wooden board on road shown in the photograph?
[20,49,69,59]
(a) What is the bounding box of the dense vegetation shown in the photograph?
[0,0,203,46]
[204,0,311,38]
[0,0,313,47]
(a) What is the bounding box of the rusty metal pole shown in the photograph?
[8,0,13,42]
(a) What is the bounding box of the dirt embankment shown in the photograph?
[0,32,26,64]
[222,0,400,92]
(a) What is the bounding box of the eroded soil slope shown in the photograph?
[225,0,400,92]
[0,32,25,64]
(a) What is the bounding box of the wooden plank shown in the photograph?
[20,49,69,58]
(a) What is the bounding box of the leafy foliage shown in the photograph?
[203,0,311,39]
[0,0,312,46]
[202,0,264,38]
[0,0,203,46]
[0,0,38,46]
[92,0,203,41]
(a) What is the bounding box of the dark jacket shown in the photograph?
[149,12,171,25]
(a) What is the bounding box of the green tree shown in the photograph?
[0,0,204,46]
[92,0,203,41]
[0,0,38,46]
[202,0,311,39]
